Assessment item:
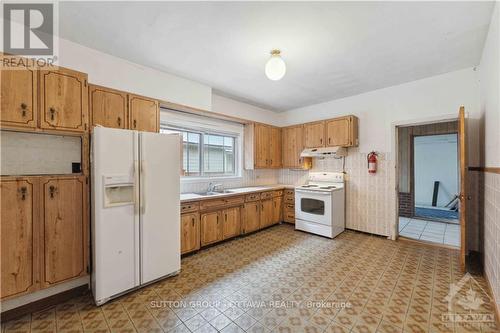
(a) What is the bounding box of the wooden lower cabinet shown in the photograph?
[200,211,223,246]
[0,177,39,299]
[242,202,260,234]
[222,207,241,239]
[42,176,86,286]
[0,175,87,300]
[181,213,200,254]
[260,199,274,228]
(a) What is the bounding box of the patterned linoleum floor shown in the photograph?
[2,224,499,333]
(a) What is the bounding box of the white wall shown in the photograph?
[211,94,281,125]
[55,38,213,111]
[414,134,458,207]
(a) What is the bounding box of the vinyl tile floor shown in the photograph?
[398,217,460,247]
[2,224,498,333]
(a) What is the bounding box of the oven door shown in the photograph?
[295,189,332,225]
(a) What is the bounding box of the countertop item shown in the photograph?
[180,184,295,202]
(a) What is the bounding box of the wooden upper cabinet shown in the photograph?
[42,176,86,286]
[1,178,39,299]
[181,213,200,254]
[326,116,358,147]
[0,56,38,129]
[89,85,127,129]
[304,121,325,148]
[282,125,312,169]
[242,201,260,234]
[129,94,159,132]
[245,123,282,169]
[200,211,222,246]
[39,67,88,132]
[222,207,241,239]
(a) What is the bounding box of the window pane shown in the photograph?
[161,127,201,176]
[203,134,235,176]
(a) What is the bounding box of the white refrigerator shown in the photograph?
[91,127,180,305]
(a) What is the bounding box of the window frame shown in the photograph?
[160,124,241,180]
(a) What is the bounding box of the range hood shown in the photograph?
[300,146,348,158]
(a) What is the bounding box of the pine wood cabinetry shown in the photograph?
[39,68,88,133]
[304,121,325,148]
[283,189,295,224]
[0,178,39,299]
[272,196,283,224]
[0,175,87,300]
[242,201,260,234]
[282,125,312,169]
[181,212,200,254]
[41,176,86,286]
[222,207,241,239]
[89,85,127,129]
[244,123,282,169]
[129,94,159,133]
[200,211,223,246]
[0,56,38,129]
[260,198,274,228]
[326,116,358,147]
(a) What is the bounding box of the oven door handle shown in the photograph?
[295,190,332,195]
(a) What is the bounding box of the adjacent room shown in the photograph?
[1,1,499,333]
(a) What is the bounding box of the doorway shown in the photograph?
[397,121,460,247]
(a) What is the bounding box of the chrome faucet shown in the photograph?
[207,182,223,193]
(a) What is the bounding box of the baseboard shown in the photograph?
[0,285,88,323]
[483,271,500,326]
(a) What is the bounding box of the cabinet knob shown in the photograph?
[328,138,331,144]
[20,103,27,117]
[49,107,56,121]
[191,218,195,226]
[19,186,27,200]
[133,119,137,128]
[49,185,57,198]
[117,117,121,126]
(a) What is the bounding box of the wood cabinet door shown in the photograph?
[269,127,282,168]
[242,202,260,234]
[222,207,241,239]
[282,125,308,168]
[326,118,350,147]
[181,213,200,254]
[260,199,273,228]
[1,178,39,299]
[200,211,222,246]
[42,176,85,286]
[129,94,159,132]
[0,56,37,129]
[254,124,270,168]
[40,68,88,132]
[272,196,283,224]
[89,85,127,129]
[304,121,325,148]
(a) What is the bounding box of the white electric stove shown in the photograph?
[295,172,345,238]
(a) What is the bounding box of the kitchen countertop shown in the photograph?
[180,184,296,203]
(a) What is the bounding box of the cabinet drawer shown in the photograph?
[245,193,261,202]
[284,211,295,223]
[200,196,244,210]
[284,203,294,210]
[272,190,283,197]
[284,196,295,204]
[260,191,273,200]
[284,189,294,196]
[181,202,199,213]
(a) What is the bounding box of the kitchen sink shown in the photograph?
[197,190,235,196]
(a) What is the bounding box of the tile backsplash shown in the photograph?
[279,151,396,238]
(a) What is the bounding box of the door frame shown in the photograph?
[392,113,465,253]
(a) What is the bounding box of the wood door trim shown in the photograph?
[458,106,467,272]
[468,166,500,174]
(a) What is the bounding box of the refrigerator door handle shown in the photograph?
[134,160,140,215]
[141,160,146,214]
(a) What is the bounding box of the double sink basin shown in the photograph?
[182,186,274,199]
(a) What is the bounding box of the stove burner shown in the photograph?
[319,186,337,189]
[301,185,318,188]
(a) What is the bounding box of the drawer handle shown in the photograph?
[20,186,27,200]
[49,185,57,198]
[191,217,195,226]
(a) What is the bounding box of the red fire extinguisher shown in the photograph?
[368,151,378,174]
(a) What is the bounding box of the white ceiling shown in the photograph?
[59,1,494,112]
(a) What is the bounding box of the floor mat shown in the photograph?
[415,206,458,221]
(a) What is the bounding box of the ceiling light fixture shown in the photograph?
[265,49,286,81]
